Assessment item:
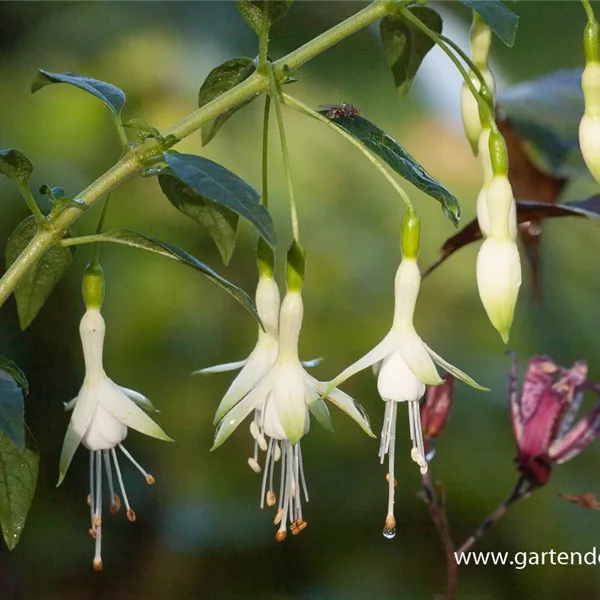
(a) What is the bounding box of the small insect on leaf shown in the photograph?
[319,103,361,120]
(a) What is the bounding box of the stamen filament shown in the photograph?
[111,448,136,521]
[102,450,119,513]
[297,443,309,503]
[119,444,155,485]
[89,451,96,530]
[260,438,274,509]
[94,450,102,527]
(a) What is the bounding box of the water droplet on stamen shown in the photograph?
[382,526,397,539]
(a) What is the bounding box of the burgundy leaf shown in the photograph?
[558,492,600,511]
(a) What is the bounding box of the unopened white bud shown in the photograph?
[461,70,495,154]
[580,62,600,183]
[476,238,521,343]
[484,175,517,240]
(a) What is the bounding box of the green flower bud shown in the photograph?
[256,237,275,278]
[584,20,599,65]
[488,129,509,177]
[401,210,420,260]
[286,240,305,291]
[82,262,105,309]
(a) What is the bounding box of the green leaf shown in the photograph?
[460,0,519,47]
[76,228,259,323]
[0,358,27,449]
[380,7,442,96]
[122,118,160,137]
[319,113,460,226]
[5,216,76,330]
[0,431,38,550]
[158,173,238,265]
[164,153,276,247]
[31,70,126,117]
[235,0,294,35]
[198,57,258,146]
[0,149,33,189]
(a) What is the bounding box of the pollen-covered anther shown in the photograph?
[385,473,398,487]
[89,528,97,539]
[273,508,284,525]
[248,457,261,473]
[110,494,122,514]
[126,508,137,522]
[273,444,281,462]
[145,474,156,485]
[266,490,276,507]
[410,447,428,471]
[93,514,102,527]
[291,518,307,535]
[87,494,92,507]
[93,558,103,572]
[275,530,287,542]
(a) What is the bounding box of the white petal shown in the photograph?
[392,259,421,328]
[277,291,303,361]
[192,359,248,375]
[118,386,159,412]
[79,309,106,379]
[327,334,395,391]
[212,342,277,425]
[377,350,426,403]
[305,382,333,432]
[212,376,270,449]
[425,345,489,391]
[262,392,288,440]
[272,365,309,443]
[57,388,97,485]
[63,397,78,412]
[310,376,375,438]
[82,404,128,450]
[100,380,173,442]
[398,331,442,386]
[255,276,281,338]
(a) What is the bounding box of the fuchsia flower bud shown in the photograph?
[421,375,454,443]
[510,355,600,488]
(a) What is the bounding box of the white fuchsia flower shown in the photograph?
[213,246,374,540]
[328,213,485,537]
[579,59,600,183]
[58,307,172,571]
[194,274,320,473]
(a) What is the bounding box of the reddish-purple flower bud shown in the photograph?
[421,375,454,442]
[510,355,600,488]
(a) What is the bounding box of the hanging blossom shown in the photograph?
[212,242,374,540]
[476,130,521,343]
[58,265,172,571]
[510,355,600,488]
[327,212,486,537]
[194,250,320,473]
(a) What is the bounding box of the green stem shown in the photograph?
[90,191,114,264]
[282,94,413,211]
[61,234,108,248]
[110,112,129,150]
[0,0,395,309]
[258,3,270,71]
[268,65,299,241]
[262,96,271,208]
[400,7,497,134]
[582,0,597,24]
[20,186,45,225]
[439,34,488,90]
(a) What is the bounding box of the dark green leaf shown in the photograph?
[0,431,38,550]
[0,149,33,189]
[380,7,442,96]
[460,0,519,46]
[5,216,76,330]
[498,69,585,178]
[0,358,26,449]
[164,153,276,246]
[319,113,460,226]
[158,172,238,265]
[235,0,294,35]
[31,70,126,117]
[424,197,600,277]
[77,228,259,323]
[198,57,257,146]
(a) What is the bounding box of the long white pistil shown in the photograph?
[93,450,103,571]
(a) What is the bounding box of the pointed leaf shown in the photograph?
[460,0,519,47]
[380,7,442,96]
[319,113,460,226]
[71,228,260,324]
[424,197,600,277]
[158,172,239,265]
[0,358,26,449]
[198,57,258,146]
[235,0,294,35]
[164,153,276,247]
[31,70,125,117]
[0,149,33,190]
[5,216,76,330]
[0,431,38,550]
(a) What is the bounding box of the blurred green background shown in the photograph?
[1,2,600,598]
